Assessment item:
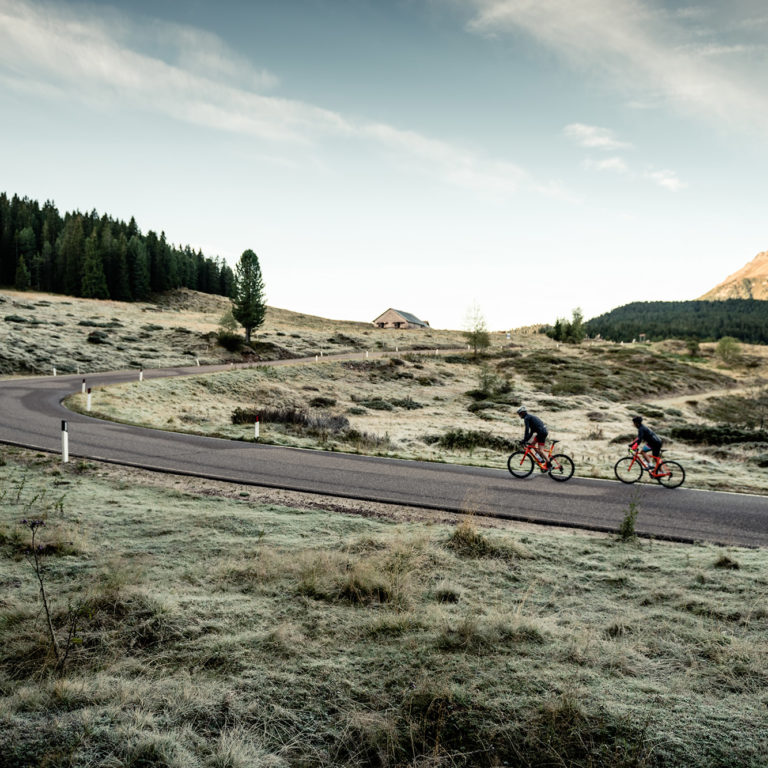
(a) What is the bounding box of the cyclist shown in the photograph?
[516,406,549,465]
[630,415,662,474]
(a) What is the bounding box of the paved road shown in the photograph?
[0,361,765,547]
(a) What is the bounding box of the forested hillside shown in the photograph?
[0,193,234,301]
[585,300,768,344]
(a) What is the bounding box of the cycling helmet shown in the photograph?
[632,415,642,425]
[517,406,527,414]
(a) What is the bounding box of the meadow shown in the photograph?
[2,288,768,765]
[62,318,768,495]
[1,448,766,767]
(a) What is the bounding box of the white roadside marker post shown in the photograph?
[52,366,57,376]
[81,379,86,394]
[61,420,69,463]
[139,369,144,382]
[196,358,200,366]
[254,415,260,441]
[86,388,92,412]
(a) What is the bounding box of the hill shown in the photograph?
[0,288,466,375]
[699,250,768,300]
[584,299,768,344]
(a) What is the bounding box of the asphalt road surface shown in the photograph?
[0,360,765,547]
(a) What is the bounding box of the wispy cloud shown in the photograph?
[564,123,632,151]
[645,169,686,192]
[464,0,768,129]
[0,0,531,197]
[585,156,629,173]
[564,122,683,190]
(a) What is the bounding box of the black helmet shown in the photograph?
[632,415,642,425]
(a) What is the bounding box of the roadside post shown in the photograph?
[254,416,260,440]
[86,388,92,412]
[61,420,69,463]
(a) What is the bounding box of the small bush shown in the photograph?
[232,406,350,434]
[217,331,243,352]
[309,396,337,408]
[357,398,394,411]
[714,555,740,570]
[437,429,515,452]
[391,397,423,410]
[617,497,640,542]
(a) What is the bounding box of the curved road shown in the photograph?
[0,360,765,547]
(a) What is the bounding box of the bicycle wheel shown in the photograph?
[614,456,642,483]
[507,451,535,478]
[548,453,575,482]
[655,460,685,489]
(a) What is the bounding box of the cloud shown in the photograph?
[645,169,686,191]
[564,123,632,150]
[464,0,768,129]
[585,156,629,173]
[0,0,530,197]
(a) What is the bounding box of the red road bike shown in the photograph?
[614,446,685,489]
[507,440,575,482]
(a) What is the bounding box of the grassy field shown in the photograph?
[1,448,767,767]
[67,335,768,495]
[0,289,469,376]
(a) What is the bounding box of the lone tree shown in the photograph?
[463,302,491,355]
[232,249,266,343]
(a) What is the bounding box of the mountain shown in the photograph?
[699,251,768,300]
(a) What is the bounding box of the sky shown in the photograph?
[1,0,767,330]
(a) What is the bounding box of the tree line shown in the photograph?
[0,192,234,301]
[583,300,768,345]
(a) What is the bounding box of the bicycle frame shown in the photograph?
[520,441,554,470]
[626,447,667,478]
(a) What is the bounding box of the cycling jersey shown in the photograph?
[635,424,662,454]
[522,413,548,444]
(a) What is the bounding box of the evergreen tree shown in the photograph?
[81,232,109,299]
[113,233,132,301]
[127,236,150,301]
[14,254,30,291]
[60,215,86,296]
[232,249,266,343]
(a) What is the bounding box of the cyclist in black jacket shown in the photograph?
[631,415,662,473]
[517,406,548,463]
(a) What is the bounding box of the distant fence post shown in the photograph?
[61,420,69,463]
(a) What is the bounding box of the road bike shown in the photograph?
[614,446,685,489]
[507,440,575,482]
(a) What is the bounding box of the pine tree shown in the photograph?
[127,236,150,301]
[232,249,266,343]
[81,232,109,299]
[14,255,30,291]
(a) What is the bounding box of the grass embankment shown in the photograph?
[0,288,469,376]
[1,449,766,766]
[68,342,768,494]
